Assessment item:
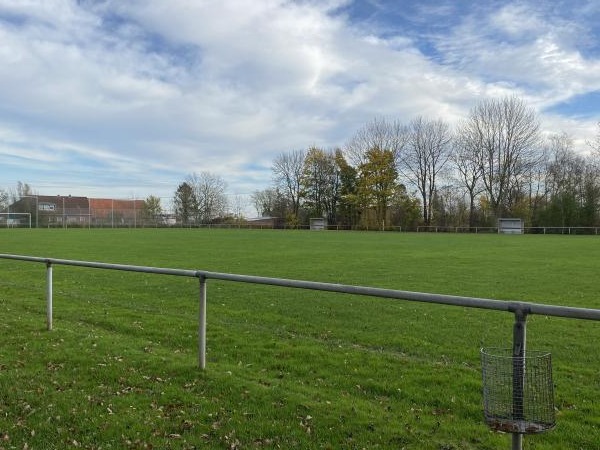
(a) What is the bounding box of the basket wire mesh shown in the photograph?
[481,347,555,434]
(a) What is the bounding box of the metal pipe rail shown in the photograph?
[3,252,600,366]
[3,253,600,450]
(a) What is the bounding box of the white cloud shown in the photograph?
[430,1,600,119]
[0,0,599,204]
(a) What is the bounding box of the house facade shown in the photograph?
[6,195,90,227]
[89,198,145,227]
[5,195,144,228]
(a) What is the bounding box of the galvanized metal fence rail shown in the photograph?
[3,253,600,366]
[2,253,600,450]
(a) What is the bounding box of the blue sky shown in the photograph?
[1,0,599,213]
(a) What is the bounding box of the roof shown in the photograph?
[89,198,145,210]
[247,216,282,221]
[30,195,89,210]
[7,196,144,213]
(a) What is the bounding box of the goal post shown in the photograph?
[0,212,31,228]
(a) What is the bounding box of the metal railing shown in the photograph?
[3,252,600,363]
[2,253,600,450]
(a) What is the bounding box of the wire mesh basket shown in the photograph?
[481,347,555,434]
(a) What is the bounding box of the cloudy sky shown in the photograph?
[1,0,599,212]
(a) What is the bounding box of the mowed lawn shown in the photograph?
[1,229,600,449]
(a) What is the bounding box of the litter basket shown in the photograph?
[481,347,555,434]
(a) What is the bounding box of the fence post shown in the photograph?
[198,275,207,370]
[512,309,528,450]
[46,261,53,331]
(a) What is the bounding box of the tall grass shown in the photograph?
[1,229,599,449]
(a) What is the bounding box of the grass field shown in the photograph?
[1,229,600,449]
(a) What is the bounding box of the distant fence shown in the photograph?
[152,224,600,234]
[417,226,600,235]
[417,226,498,233]
[3,215,600,234]
[525,226,600,235]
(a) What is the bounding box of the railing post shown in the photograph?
[512,309,528,450]
[46,261,53,331]
[198,275,207,370]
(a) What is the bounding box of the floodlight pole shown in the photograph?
[512,308,528,450]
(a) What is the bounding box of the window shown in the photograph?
[39,203,56,211]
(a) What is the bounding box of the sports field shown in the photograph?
[1,229,599,449]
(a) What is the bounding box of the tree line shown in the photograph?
[3,95,599,230]
[253,96,600,230]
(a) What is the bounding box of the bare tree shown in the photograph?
[272,149,305,220]
[8,181,33,203]
[587,122,600,173]
[400,116,452,226]
[251,188,288,217]
[186,172,228,223]
[430,184,469,228]
[230,194,246,222]
[587,122,600,154]
[345,117,408,168]
[0,189,8,212]
[453,120,485,228]
[544,132,600,226]
[545,133,580,198]
[461,96,541,218]
[583,123,600,223]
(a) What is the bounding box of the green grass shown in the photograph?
[1,229,600,449]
